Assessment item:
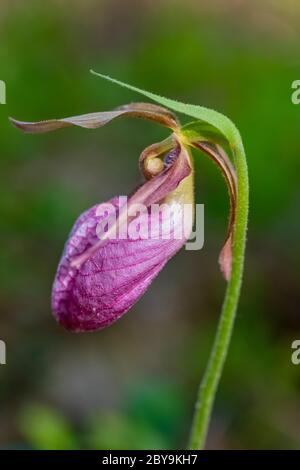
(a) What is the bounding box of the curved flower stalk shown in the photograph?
[10,74,248,449]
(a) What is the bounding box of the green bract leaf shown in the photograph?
[90,70,240,149]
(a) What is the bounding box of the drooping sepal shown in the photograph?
[9,102,179,134]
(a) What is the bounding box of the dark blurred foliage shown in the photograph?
[0,0,300,449]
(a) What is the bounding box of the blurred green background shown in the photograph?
[1,0,300,450]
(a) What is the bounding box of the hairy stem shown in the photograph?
[188,135,249,450]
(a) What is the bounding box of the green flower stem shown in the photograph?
[188,137,249,450]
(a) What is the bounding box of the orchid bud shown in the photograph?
[52,139,193,332]
[10,100,236,332]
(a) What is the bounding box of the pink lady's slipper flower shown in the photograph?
[10,102,236,332]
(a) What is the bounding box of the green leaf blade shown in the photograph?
[90,70,239,145]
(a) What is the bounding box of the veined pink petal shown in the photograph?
[52,142,193,332]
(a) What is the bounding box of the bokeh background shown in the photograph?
[1,0,300,450]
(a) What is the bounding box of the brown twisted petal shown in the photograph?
[9,102,179,134]
[192,141,237,281]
